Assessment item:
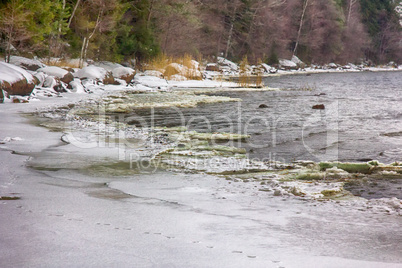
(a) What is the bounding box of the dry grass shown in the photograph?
[144,53,202,80]
[44,58,80,69]
[238,56,251,87]
[145,53,174,73]
[255,58,264,88]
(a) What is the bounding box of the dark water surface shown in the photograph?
[128,71,402,164]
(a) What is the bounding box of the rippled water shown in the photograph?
[127,71,402,163]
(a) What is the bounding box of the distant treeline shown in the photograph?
[0,0,401,65]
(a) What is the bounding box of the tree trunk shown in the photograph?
[68,0,81,28]
[79,37,87,68]
[224,6,237,59]
[293,0,309,57]
[346,0,355,26]
[146,0,155,29]
[79,10,102,68]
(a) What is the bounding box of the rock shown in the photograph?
[0,62,37,96]
[279,59,297,70]
[291,55,305,68]
[68,79,85,93]
[93,61,124,71]
[328,63,338,69]
[0,89,4,103]
[74,66,115,85]
[312,104,325,110]
[10,56,46,71]
[43,76,58,89]
[112,67,135,83]
[60,72,74,84]
[258,104,269,108]
[37,66,74,84]
[217,57,239,72]
[206,63,220,72]
[273,189,282,196]
[33,72,47,87]
[143,70,164,78]
[164,63,182,77]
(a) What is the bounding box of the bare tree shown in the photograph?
[293,0,309,57]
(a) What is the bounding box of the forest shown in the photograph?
[0,0,401,66]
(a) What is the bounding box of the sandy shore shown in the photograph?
[1,87,402,268]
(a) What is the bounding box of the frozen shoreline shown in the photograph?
[1,78,402,267]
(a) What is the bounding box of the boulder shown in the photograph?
[258,104,269,108]
[112,67,135,83]
[164,63,183,77]
[43,76,58,89]
[279,59,297,70]
[0,62,37,97]
[37,66,74,84]
[217,57,239,71]
[328,63,338,69]
[93,61,124,71]
[291,55,305,68]
[143,70,164,78]
[206,63,220,72]
[68,79,85,94]
[74,66,115,85]
[10,56,46,71]
[260,63,272,73]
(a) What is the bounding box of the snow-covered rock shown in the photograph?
[37,66,68,78]
[9,56,46,71]
[260,63,272,73]
[68,78,85,94]
[93,61,124,71]
[217,57,239,72]
[74,66,115,84]
[164,63,185,77]
[43,76,58,89]
[133,75,169,90]
[112,67,135,83]
[205,63,220,72]
[0,62,37,97]
[291,55,305,68]
[328,63,338,69]
[279,59,297,70]
[37,66,74,84]
[164,63,202,80]
[33,72,47,87]
[143,70,164,78]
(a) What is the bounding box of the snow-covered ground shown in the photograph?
[1,58,402,267]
